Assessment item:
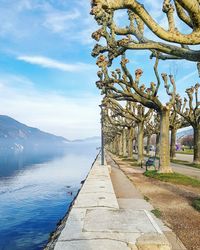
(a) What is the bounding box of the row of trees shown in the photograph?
[91,0,200,173]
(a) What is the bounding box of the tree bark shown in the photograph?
[119,133,123,156]
[170,127,177,159]
[193,125,200,164]
[159,109,173,173]
[113,137,116,154]
[146,135,151,156]
[115,136,118,155]
[111,141,114,153]
[113,141,115,153]
[134,139,138,153]
[93,0,200,44]
[128,127,134,159]
[155,133,160,157]
[116,137,119,155]
[122,128,127,157]
[137,121,144,164]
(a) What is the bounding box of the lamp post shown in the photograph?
[99,103,105,165]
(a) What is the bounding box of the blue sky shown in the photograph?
[0,0,199,139]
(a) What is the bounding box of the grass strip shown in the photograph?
[192,198,200,212]
[144,196,150,202]
[176,150,193,155]
[144,170,200,188]
[151,209,162,218]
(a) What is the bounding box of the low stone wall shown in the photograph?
[47,154,172,250]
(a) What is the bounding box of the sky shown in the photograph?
[0,0,199,139]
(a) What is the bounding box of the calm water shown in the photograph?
[0,142,99,250]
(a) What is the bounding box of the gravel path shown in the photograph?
[109,153,200,250]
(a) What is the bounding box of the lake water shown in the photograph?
[0,142,99,250]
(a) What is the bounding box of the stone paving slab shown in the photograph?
[73,192,119,209]
[54,239,131,250]
[81,184,115,194]
[58,207,141,243]
[83,209,159,234]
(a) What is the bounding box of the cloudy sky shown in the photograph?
[0,0,198,139]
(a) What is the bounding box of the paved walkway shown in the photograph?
[106,154,186,250]
[175,153,193,163]
[171,162,200,179]
[53,155,176,250]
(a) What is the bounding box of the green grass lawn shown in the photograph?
[144,170,200,187]
[176,149,194,155]
[192,198,200,211]
[151,209,162,218]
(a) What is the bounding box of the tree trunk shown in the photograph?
[111,141,114,153]
[146,135,151,156]
[119,133,123,156]
[128,127,134,159]
[137,121,144,164]
[115,136,118,155]
[122,129,127,157]
[116,135,120,156]
[193,125,200,164]
[155,133,160,157]
[112,141,115,153]
[114,137,116,154]
[170,127,177,159]
[159,109,173,173]
[134,139,138,153]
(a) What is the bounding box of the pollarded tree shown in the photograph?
[105,97,152,163]
[125,102,152,163]
[104,123,122,155]
[104,100,134,157]
[106,108,132,157]
[145,112,161,157]
[103,97,138,159]
[169,110,190,159]
[103,98,133,156]
[144,112,160,156]
[175,83,200,164]
[96,54,176,173]
[91,0,200,70]
[102,108,124,155]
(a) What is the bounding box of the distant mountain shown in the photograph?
[73,136,100,143]
[0,115,69,153]
[177,128,193,141]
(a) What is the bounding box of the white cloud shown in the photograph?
[176,71,198,85]
[0,74,101,140]
[0,1,95,49]
[43,9,80,33]
[17,55,95,72]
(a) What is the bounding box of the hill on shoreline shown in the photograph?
[0,115,100,153]
[0,115,69,152]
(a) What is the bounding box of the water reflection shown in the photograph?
[0,142,99,250]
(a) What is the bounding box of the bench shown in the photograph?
[145,156,156,171]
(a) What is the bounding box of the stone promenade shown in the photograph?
[53,155,185,250]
